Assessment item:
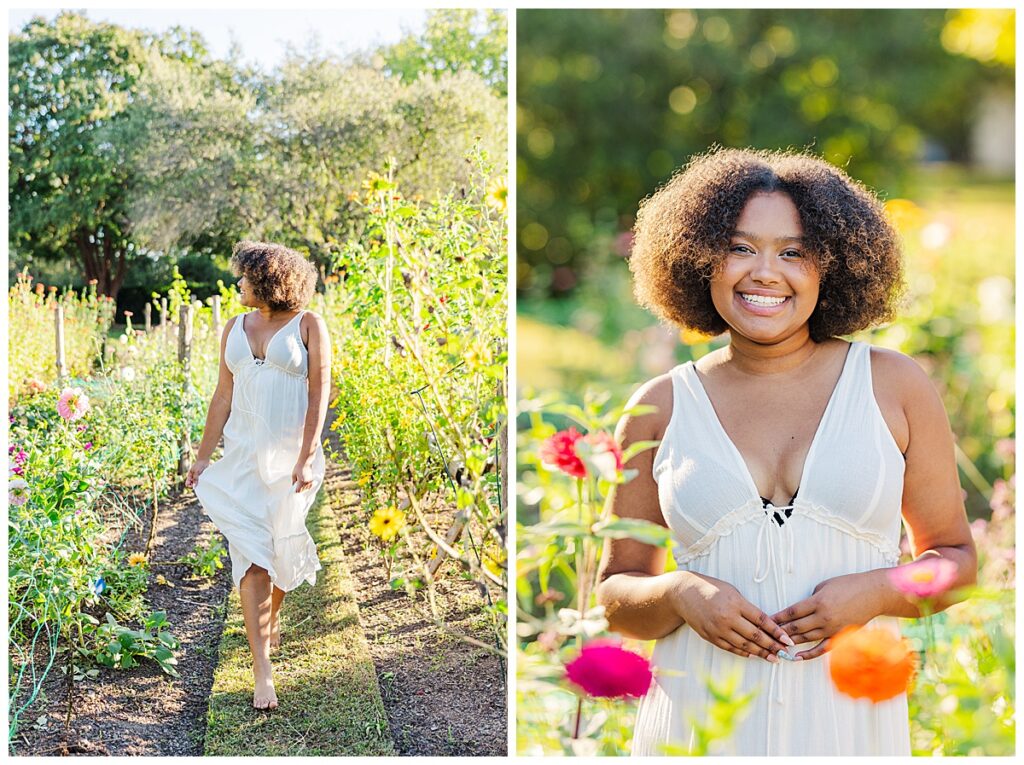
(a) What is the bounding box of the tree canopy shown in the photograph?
[9,10,507,297]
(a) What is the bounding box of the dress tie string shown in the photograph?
[752,500,795,756]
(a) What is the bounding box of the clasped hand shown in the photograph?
[675,572,795,663]
[770,571,886,660]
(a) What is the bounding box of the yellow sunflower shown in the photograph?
[369,506,406,542]
[127,553,148,567]
[485,176,507,213]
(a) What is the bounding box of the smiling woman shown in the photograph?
[593,148,978,755]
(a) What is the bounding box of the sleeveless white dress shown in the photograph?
[631,341,911,756]
[195,310,325,592]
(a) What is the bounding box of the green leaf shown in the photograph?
[591,516,672,547]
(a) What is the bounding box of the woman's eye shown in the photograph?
[781,250,803,258]
[730,244,753,254]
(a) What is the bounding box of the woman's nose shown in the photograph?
[749,252,782,284]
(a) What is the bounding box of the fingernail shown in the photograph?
[777,649,797,661]
[795,656,805,661]
[767,653,779,663]
[780,633,795,647]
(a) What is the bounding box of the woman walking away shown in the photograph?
[186,241,331,710]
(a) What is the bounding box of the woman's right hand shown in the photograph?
[673,571,797,662]
[185,458,211,489]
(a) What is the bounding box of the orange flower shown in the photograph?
[828,626,915,702]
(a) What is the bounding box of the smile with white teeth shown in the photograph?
[740,293,787,306]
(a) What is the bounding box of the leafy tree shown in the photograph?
[381,9,507,95]
[8,12,209,297]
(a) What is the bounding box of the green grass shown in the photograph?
[203,492,393,756]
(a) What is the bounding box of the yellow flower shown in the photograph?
[357,474,371,487]
[369,505,406,542]
[883,198,926,232]
[679,327,715,345]
[485,176,507,213]
[127,553,147,567]
[155,574,175,588]
[483,553,505,578]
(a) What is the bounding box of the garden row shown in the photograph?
[8,273,237,745]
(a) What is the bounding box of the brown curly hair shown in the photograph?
[630,147,904,342]
[230,241,318,311]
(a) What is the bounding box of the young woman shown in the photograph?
[185,241,331,710]
[596,148,976,755]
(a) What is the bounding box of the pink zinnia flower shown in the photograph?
[887,558,959,599]
[539,428,624,479]
[540,428,587,478]
[84,442,93,451]
[565,639,653,699]
[57,387,90,421]
[9,478,30,507]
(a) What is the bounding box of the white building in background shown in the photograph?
[970,86,1014,175]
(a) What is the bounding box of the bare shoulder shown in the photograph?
[617,371,676,446]
[300,309,329,338]
[869,345,936,400]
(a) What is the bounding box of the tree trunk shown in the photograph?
[75,227,127,300]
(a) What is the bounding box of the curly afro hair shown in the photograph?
[230,241,318,311]
[630,147,904,342]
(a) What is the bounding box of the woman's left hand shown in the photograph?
[770,570,892,660]
[292,460,315,493]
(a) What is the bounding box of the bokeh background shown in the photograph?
[516,8,1015,756]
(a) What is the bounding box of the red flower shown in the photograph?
[565,639,653,699]
[539,428,624,479]
[540,428,586,478]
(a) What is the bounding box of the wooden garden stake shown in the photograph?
[144,302,152,333]
[55,305,67,383]
[211,295,221,337]
[177,304,194,478]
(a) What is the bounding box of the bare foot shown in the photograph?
[270,617,281,651]
[253,667,278,710]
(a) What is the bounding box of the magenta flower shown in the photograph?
[887,558,959,599]
[57,387,90,421]
[565,639,653,699]
[84,442,93,451]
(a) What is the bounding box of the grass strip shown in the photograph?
[203,490,393,756]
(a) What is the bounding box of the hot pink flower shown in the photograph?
[57,387,90,421]
[565,639,653,699]
[540,429,625,480]
[887,558,959,599]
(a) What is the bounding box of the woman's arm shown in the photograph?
[292,311,331,490]
[596,375,793,661]
[773,349,978,658]
[185,316,237,488]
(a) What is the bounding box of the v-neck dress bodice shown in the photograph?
[194,310,325,592]
[631,341,910,756]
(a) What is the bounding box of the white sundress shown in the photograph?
[195,310,325,592]
[631,341,911,756]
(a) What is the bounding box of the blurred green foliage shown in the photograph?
[517,9,1012,299]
